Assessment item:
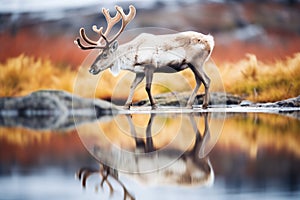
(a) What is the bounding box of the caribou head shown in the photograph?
[74,5,136,75]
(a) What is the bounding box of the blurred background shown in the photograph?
[1,0,300,65]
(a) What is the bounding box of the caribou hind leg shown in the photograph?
[145,68,157,109]
[186,64,210,109]
[187,64,203,108]
[194,65,211,109]
[202,71,211,109]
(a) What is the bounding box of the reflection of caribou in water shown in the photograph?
[77,113,215,199]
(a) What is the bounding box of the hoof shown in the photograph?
[151,104,158,110]
[123,104,131,110]
[186,105,193,109]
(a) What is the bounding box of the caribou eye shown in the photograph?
[110,40,119,53]
[102,52,108,58]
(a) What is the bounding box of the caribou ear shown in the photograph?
[110,40,119,53]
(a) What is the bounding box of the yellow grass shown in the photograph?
[0,53,300,102]
[0,54,75,97]
[220,53,300,102]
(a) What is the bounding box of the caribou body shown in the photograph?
[75,5,214,109]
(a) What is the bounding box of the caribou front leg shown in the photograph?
[124,73,145,109]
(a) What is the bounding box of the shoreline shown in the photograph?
[0,90,299,131]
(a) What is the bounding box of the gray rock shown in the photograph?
[255,95,300,108]
[240,100,253,107]
[134,92,243,107]
[0,90,118,130]
[275,95,300,107]
[0,90,118,115]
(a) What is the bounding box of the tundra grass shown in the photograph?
[0,53,299,102]
[220,53,300,102]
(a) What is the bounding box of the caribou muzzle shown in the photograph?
[89,68,100,75]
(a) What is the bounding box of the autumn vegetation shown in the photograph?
[0,55,75,96]
[1,52,299,103]
[222,53,300,102]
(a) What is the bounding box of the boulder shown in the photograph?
[134,92,243,107]
[256,95,300,108]
[0,90,118,130]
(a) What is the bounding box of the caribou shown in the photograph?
[75,5,214,109]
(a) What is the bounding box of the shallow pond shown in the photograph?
[0,111,300,200]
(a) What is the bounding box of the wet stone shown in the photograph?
[240,100,253,107]
[255,95,300,108]
[134,92,243,107]
[0,90,118,130]
[0,90,118,116]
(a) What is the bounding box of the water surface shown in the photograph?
[0,112,299,200]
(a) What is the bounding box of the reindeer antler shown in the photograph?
[77,165,135,200]
[75,5,136,50]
